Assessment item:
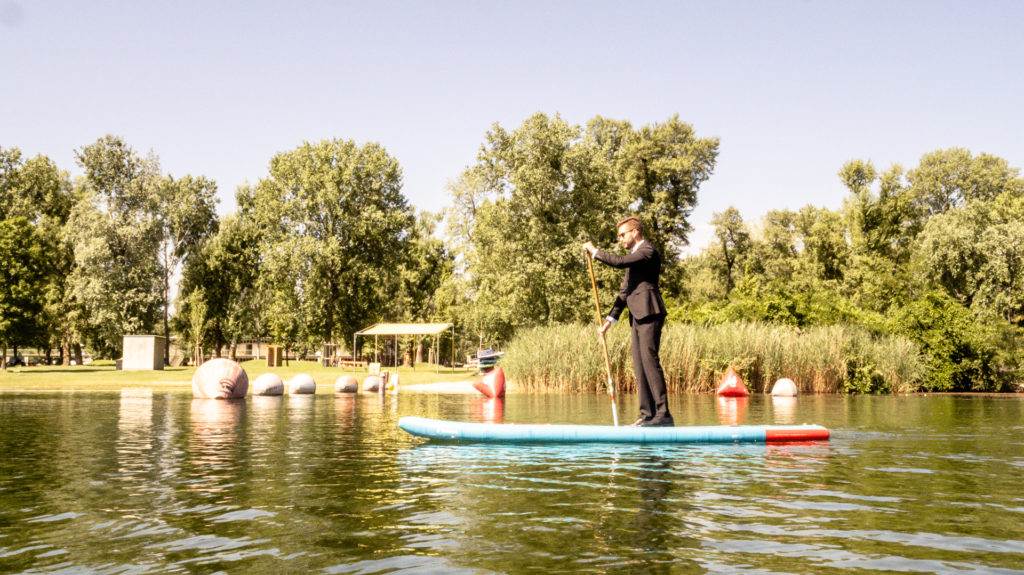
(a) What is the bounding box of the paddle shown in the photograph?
[585,249,619,426]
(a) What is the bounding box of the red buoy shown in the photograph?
[716,367,750,397]
[473,367,506,398]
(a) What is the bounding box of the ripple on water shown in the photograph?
[3,392,1024,573]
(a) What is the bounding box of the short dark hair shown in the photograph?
[616,216,643,235]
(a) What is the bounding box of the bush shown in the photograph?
[888,292,999,391]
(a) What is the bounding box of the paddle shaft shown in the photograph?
[586,250,619,426]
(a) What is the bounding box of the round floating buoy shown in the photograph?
[473,366,506,398]
[252,373,284,396]
[771,377,799,396]
[363,375,382,393]
[335,374,358,393]
[716,367,750,397]
[192,358,249,399]
[289,374,316,394]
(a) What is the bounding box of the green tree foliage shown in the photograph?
[0,218,49,368]
[840,159,917,263]
[250,139,414,348]
[709,206,750,294]
[185,287,208,362]
[67,136,163,358]
[889,291,999,391]
[155,174,219,360]
[0,147,76,363]
[908,148,1024,217]
[176,208,264,359]
[598,114,720,258]
[391,210,451,322]
[681,148,1024,391]
[447,112,719,342]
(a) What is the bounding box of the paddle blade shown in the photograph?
[473,367,506,398]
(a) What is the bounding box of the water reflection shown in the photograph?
[189,399,246,492]
[118,388,153,433]
[333,393,358,428]
[2,392,1024,573]
[190,398,245,438]
[716,396,748,425]
[627,457,684,573]
[470,397,504,423]
[771,395,798,424]
[117,389,154,479]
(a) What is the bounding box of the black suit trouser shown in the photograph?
[631,314,670,420]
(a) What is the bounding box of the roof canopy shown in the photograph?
[355,322,453,336]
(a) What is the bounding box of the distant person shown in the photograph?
[583,216,674,427]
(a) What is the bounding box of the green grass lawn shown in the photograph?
[0,360,479,393]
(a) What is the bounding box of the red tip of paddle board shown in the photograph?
[473,367,506,398]
[765,427,830,441]
[716,367,750,396]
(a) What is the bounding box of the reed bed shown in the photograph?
[504,322,925,394]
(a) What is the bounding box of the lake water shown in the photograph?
[1,390,1023,574]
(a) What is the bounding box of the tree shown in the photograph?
[0,218,48,369]
[908,148,1024,218]
[67,136,163,358]
[749,209,799,284]
[251,139,414,347]
[709,206,750,294]
[794,206,848,283]
[447,112,719,342]
[889,291,998,391]
[176,207,263,360]
[390,210,452,321]
[608,114,720,260]
[915,190,1024,323]
[0,147,77,363]
[154,174,219,362]
[185,287,208,364]
[839,159,917,263]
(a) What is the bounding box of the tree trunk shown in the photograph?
[2,344,7,370]
[163,245,171,366]
[73,343,83,365]
[44,346,52,365]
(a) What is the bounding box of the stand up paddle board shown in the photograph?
[398,416,829,444]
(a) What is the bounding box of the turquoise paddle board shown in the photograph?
[398,416,830,444]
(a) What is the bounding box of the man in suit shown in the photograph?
[583,216,674,427]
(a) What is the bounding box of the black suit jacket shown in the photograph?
[594,241,666,324]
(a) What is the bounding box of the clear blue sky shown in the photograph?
[4,0,1023,251]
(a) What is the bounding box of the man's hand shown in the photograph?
[599,319,611,335]
[582,241,597,257]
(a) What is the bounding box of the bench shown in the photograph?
[339,359,369,368]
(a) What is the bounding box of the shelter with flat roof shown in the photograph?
[353,322,454,373]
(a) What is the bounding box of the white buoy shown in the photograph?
[252,373,284,396]
[771,378,799,396]
[191,358,249,399]
[289,374,316,394]
[335,374,358,393]
[362,375,382,393]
